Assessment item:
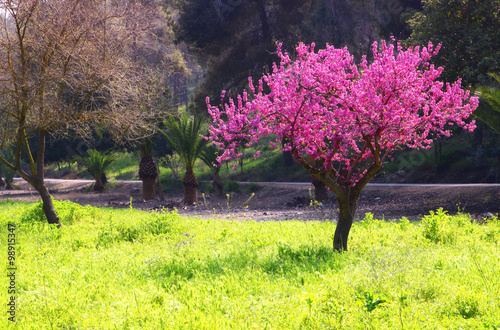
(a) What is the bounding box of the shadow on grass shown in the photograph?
[144,244,347,289]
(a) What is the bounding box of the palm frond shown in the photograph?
[160,115,208,171]
[81,149,116,180]
[137,137,155,156]
[475,72,500,134]
[200,145,222,174]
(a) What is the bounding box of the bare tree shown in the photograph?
[0,0,166,226]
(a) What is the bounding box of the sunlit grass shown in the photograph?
[1,201,499,328]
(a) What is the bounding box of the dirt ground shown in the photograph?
[1,179,499,222]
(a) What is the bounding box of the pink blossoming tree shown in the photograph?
[206,40,479,251]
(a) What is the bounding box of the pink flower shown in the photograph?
[206,40,478,187]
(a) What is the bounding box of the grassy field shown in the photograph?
[1,200,499,329]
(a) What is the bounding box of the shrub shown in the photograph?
[247,183,262,193]
[224,180,241,193]
[20,200,99,225]
[421,208,456,244]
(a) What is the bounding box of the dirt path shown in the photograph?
[1,179,499,222]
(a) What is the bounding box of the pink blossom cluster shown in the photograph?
[206,40,478,186]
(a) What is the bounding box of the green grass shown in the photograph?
[1,200,500,328]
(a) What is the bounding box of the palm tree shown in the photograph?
[200,145,224,197]
[160,115,208,204]
[138,138,158,201]
[475,73,500,134]
[81,149,116,192]
[476,73,500,182]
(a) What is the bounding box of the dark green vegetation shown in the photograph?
[406,0,500,87]
[1,201,499,328]
[79,150,116,192]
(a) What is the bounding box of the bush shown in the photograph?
[20,200,100,225]
[247,183,262,193]
[224,180,241,193]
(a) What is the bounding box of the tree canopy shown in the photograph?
[406,0,500,87]
[207,40,478,250]
[176,0,317,113]
[0,0,170,225]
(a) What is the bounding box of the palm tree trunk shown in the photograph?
[183,169,198,204]
[213,173,224,197]
[142,176,156,201]
[94,178,104,192]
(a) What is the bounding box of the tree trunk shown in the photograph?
[183,169,198,204]
[33,129,61,227]
[282,138,293,167]
[312,176,329,202]
[213,173,224,197]
[333,192,360,252]
[5,179,14,190]
[35,183,61,227]
[156,166,165,201]
[100,173,108,185]
[142,176,156,201]
[93,178,104,192]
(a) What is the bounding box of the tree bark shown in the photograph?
[183,169,199,204]
[93,178,105,192]
[142,176,156,201]
[296,153,383,252]
[33,130,61,227]
[212,173,224,197]
[312,176,329,202]
[35,183,61,227]
[100,173,108,185]
[333,191,360,252]
[5,179,14,190]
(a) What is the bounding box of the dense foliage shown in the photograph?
[406,0,500,87]
[176,0,317,112]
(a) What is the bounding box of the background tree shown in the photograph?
[176,0,317,114]
[200,145,224,197]
[80,149,116,193]
[161,115,207,204]
[0,148,16,190]
[138,138,158,201]
[475,73,500,134]
[207,41,478,251]
[406,0,500,87]
[0,0,165,226]
[302,0,421,58]
[475,73,500,181]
